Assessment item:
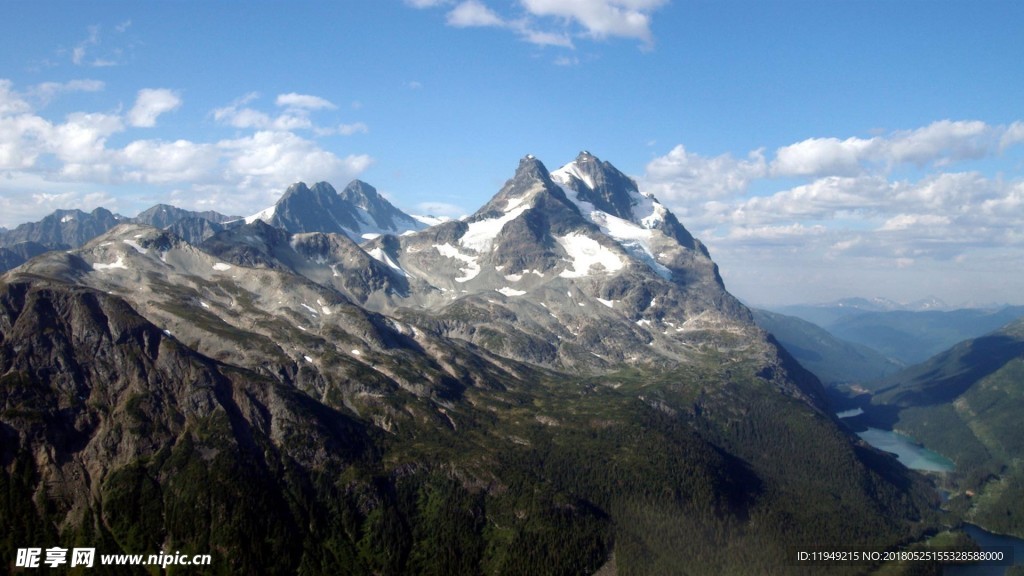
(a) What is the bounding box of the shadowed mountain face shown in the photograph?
[133,204,238,228]
[0,207,123,250]
[752,308,904,386]
[0,153,940,574]
[247,179,426,241]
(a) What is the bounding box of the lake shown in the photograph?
[855,427,955,472]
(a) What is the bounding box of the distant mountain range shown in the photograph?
[0,178,433,274]
[0,151,943,573]
[772,300,1024,368]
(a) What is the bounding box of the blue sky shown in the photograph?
[2,0,1023,306]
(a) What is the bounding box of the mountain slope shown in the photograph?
[752,308,903,386]
[870,318,1024,537]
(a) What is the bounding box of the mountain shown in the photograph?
[828,307,1024,367]
[869,318,1024,538]
[751,308,903,386]
[0,153,943,574]
[775,300,1024,368]
[246,179,426,241]
[0,206,240,273]
[360,153,765,377]
[133,203,238,228]
[0,241,51,274]
[0,207,123,250]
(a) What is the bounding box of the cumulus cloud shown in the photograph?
[771,136,878,177]
[128,88,182,127]
[120,139,219,183]
[641,120,1024,303]
[642,144,767,203]
[219,130,372,190]
[0,79,374,223]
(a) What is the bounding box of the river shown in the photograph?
[942,524,1024,575]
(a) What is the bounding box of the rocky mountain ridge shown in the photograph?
[0,151,940,574]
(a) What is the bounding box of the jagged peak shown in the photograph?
[471,155,576,220]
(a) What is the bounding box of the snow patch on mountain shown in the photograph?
[496,287,527,297]
[556,233,624,278]
[244,205,276,224]
[551,162,674,279]
[412,214,452,227]
[123,239,148,254]
[433,243,481,282]
[368,246,409,277]
[460,204,530,252]
[93,255,127,271]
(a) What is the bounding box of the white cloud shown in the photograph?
[128,88,182,127]
[641,144,767,203]
[72,25,100,66]
[878,213,951,232]
[50,112,124,168]
[218,130,372,191]
[0,178,120,228]
[884,120,996,166]
[0,80,375,224]
[337,122,369,136]
[641,120,1024,305]
[415,201,466,218]
[120,139,219,183]
[275,93,336,110]
[1000,121,1024,150]
[448,0,504,27]
[29,79,105,106]
[520,0,668,44]
[0,80,32,115]
[411,0,664,49]
[69,24,130,68]
[215,92,363,134]
[772,136,878,177]
[213,105,272,129]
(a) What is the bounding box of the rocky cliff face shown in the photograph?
[247,180,426,241]
[0,207,123,250]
